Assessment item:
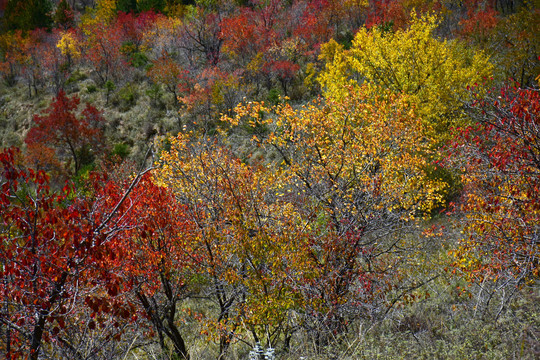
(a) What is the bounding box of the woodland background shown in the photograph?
[0,0,539,359]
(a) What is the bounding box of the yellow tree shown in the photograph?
[80,0,118,34]
[318,11,493,137]
[56,30,82,69]
[223,83,447,347]
[155,134,310,356]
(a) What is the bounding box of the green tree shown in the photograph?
[138,0,167,12]
[3,0,52,31]
[116,0,137,13]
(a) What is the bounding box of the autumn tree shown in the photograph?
[25,90,106,176]
[473,5,539,87]
[115,10,159,51]
[56,28,83,70]
[35,28,75,95]
[0,148,146,359]
[155,131,355,354]
[180,6,223,66]
[10,28,73,97]
[18,30,45,97]
[118,172,194,359]
[80,0,117,30]
[220,8,261,63]
[365,0,438,29]
[289,0,335,52]
[80,1,127,85]
[83,17,128,85]
[221,83,446,347]
[156,135,272,356]
[0,30,25,86]
[219,1,280,64]
[177,66,244,126]
[53,0,74,30]
[319,11,493,137]
[262,59,300,96]
[147,53,190,107]
[141,13,183,60]
[449,86,540,301]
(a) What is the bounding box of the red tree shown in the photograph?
[117,172,196,359]
[84,19,127,85]
[0,148,144,359]
[25,90,106,176]
[449,85,540,286]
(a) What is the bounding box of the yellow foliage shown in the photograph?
[246,52,265,73]
[142,15,183,55]
[80,0,117,34]
[156,83,449,338]
[154,133,312,337]
[318,12,493,136]
[223,83,447,219]
[344,0,369,7]
[56,31,81,59]
[303,62,317,89]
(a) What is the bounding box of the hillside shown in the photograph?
[0,1,539,359]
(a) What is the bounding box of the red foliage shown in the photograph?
[263,59,300,95]
[366,0,440,30]
[147,53,191,100]
[120,172,197,290]
[221,9,262,58]
[25,90,105,175]
[115,11,160,51]
[450,86,540,282]
[292,0,334,50]
[459,0,499,38]
[85,19,127,84]
[220,1,284,60]
[86,170,196,359]
[366,0,409,29]
[0,148,134,359]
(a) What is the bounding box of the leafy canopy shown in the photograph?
[319,12,493,136]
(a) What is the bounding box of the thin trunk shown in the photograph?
[29,271,68,360]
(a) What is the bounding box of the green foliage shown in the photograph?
[377,20,394,34]
[104,80,116,103]
[86,84,98,93]
[76,144,97,170]
[129,50,149,68]
[3,0,53,32]
[112,83,139,111]
[112,142,131,159]
[146,83,165,108]
[336,31,354,50]
[422,163,462,214]
[138,0,167,12]
[117,0,138,13]
[120,41,149,69]
[266,87,281,105]
[66,69,88,85]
